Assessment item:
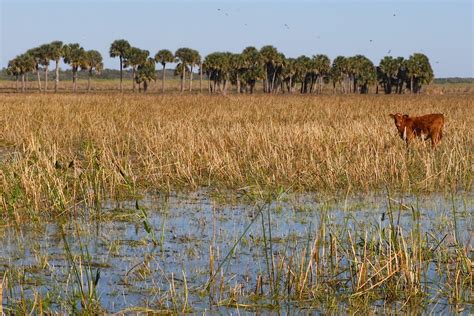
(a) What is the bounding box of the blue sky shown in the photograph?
[1,0,473,77]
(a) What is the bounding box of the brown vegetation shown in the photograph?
[0,93,472,219]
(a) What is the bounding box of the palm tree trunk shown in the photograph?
[181,66,185,93]
[271,70,276,93]
[132,67,136,92]
[236,73,241,94]
[189,65,193,92]
[223,80,228,96]
[44,65,48,92]
[161,64,166,93]
[72,67,78,92]
[199,62,203,93]
[88,69,92,92]
[208,73,212,93]
[36,67,42,92]
[263,65,269,93]
[289,76,293,94]
[15,76,19,92]
[21,74,25,92]
[410,77,414,93]
[55,59,60,92]
[119,56,123,92]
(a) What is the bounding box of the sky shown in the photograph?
[1,0,473,77]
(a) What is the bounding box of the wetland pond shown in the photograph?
[0,191,472,314]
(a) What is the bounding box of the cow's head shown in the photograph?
[389,113,409,129]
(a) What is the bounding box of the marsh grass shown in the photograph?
[0,93,472,221]
[0,192,471,314]
[205,195,472,314]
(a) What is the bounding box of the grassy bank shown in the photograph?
[0,94,473,220]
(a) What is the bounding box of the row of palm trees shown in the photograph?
[7,39,434,94]
[7,41,103,92]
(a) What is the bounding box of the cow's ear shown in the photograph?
[403,114,409,119]
[389,114,395,118]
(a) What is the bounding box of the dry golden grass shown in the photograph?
[0,93,473,217]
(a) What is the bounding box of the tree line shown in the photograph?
[6,39,434,94]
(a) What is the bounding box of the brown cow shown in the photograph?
[389,113,445,148]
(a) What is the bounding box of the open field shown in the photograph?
[0,93,472,313]
[1,77,473,95]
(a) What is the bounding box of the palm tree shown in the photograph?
[135,58,157,93]
[125,47,149,92]
[49,41,63,92]
[27,46,48,92]
[294,55,311,93]
[240,47,263,94]
[282,57,297,93]
[230,53,244,93]
[219,52,232,95]
[350,55,376,94]
[204,52,232,95]
[81,50,103,92]
[63,43,85,92]
[109,39,131,92]
[330,56,348,93]
[154,49,175,93]
[6,58,22,91]
[37,43,53,91]
[260,45,280,93]
[345,56,358,93]
[175,47,193,92]
[204,52,220,93]
[312,54,331,94]
[189,49,201,92]
[8,54,35,92]
[406,53,433,93]
[272,53,285,93]
[378,56,400,94]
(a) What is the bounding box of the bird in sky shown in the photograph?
[387,49,391,54]
[284,24,290,29]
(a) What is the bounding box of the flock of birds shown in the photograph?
[215,8,440,64]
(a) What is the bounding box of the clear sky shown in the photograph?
[1,0,473,77]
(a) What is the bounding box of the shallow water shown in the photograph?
[0,192,472,314]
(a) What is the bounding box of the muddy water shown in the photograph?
[0,192,472,313]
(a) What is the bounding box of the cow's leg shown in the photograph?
[431,130,440,148]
